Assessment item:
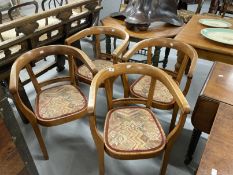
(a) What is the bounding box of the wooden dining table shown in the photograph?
[196,102,233,175]
[174,14,233,70]
[101,16,184,67]
[175,14,233,170]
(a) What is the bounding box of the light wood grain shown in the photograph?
[202,62,233,106]
[88,63,190,175]
[197,103,233,175]
[175,14,233,64]
[101,17,184,40]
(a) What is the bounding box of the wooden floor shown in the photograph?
[0,118,28,175]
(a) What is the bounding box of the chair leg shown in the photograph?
[160,144,173,175]
[55,55,66,72]
[163,48,170,68]
[152,46,161,67]
[169,104,179,132]
[97,145,105,175]
[88,116,105,175]
[184,128,202,165]
[31,123,49,160]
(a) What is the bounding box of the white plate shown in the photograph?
[201,28,233,45]
[199,19,232,28]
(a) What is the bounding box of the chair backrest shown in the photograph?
[178,0,205,13]
[8,1,39,20]
[88,62,190,118]
[9,45,95,99]
[122,38,198,96]
[65,26,129,63]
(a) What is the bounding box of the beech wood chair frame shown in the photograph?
[122,38,197,131]
[9,45,97,159]
[88,63,190,175]
[65,26,129,84]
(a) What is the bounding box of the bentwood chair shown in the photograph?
[122,38,197,131]
[9,45,97,159]
[88,63,191,175]
[65,26,129,85]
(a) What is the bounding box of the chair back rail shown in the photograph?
[122,38,198,96]
[88,63,190,115]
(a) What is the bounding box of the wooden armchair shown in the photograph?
[88,63,190,175]
[122,38,197,131]
[9,45,97,159]
[65,26,129,84]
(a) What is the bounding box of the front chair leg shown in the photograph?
[89,116,105,175]
[31,123,49,160]
[163,48,170,68]
[160,143,173,175]
[97,144,105,175]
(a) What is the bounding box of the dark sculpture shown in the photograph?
[111,0,183,31]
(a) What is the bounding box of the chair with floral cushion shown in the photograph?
[88,63,191,175]
[65,26,129,85]
[177,0,205,23]
[122,38,197,131]
[220,0,233,17]
[9,45,97,159]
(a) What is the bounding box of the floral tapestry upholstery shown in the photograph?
[35,84,87,120]
[77,59,113,80]
[104,107,166,153]
[130,75,174,104]
[177,9,195,23]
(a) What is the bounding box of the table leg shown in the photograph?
[113,37,117,50]
[56,55,66,72]
[152,47,161,67]
[106,35,111,54]
[163,47,170,68]
[184,128,202,165]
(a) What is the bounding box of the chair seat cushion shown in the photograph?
[37,17,61,29]
[0,45,21,60]
[177,9,195,23]
[1,29,18,41]
[104,107,166,153]
[77,59,113,80]
[35,84,87,120]
[130,75,173,104]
